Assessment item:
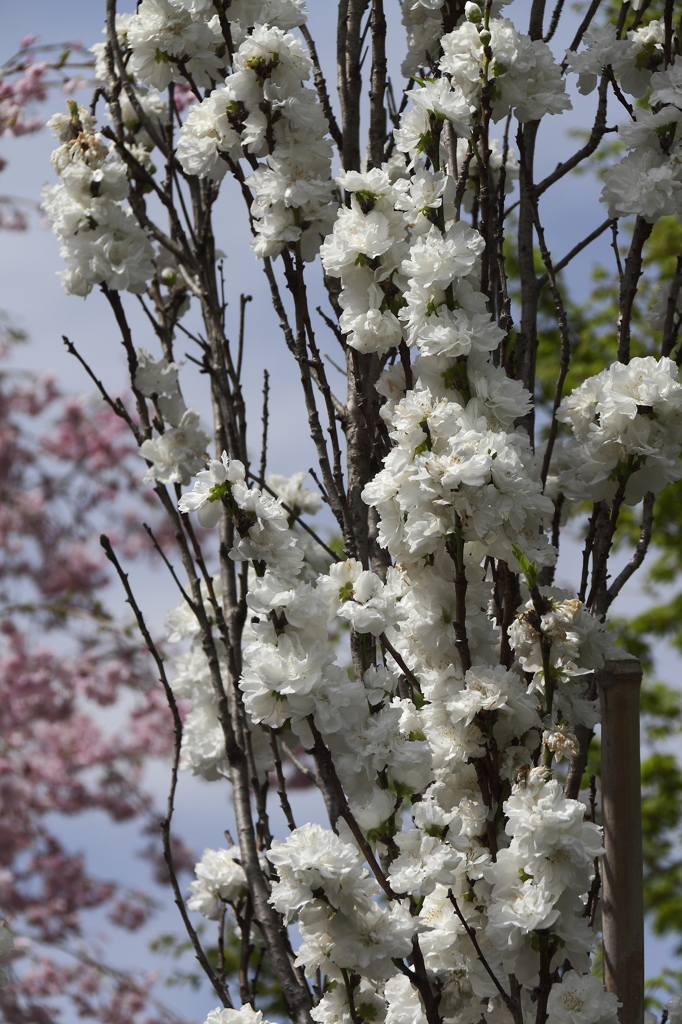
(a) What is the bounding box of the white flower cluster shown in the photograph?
[270,824,415,982]
[555,356,682,505]
[43,105,155,295]
[136,349,210,486]
[174,459,343,775]
[400,0,447,78]
[509,586,613,726]
[362,382,553,571]
[125,0,227,91]
[581,36,682,221]
[187,846,248,919]
[204,1006,274,1024]
[164,575,231,779]
[265,471,321,515]
[440,17,571,123]
[566,20,666,99]
[321,167,409,355]
[168,44,615,1015]
[483,768,604,978]
[177,22,335,260]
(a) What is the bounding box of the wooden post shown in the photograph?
[596,652,644,1024]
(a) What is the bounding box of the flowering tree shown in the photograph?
[16,1,682,1023]
[0,320,205,1023]
[0,36,94,228]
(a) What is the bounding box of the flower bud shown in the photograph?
[465,2,482,22]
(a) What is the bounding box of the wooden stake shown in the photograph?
[596,653,644,1024]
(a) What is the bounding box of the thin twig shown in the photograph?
[543,0,566,41]
[269,730,298,832]
[143,522,198,610]
[538,218,614,287]
[246,472,341,563]
[99,535,231,1007]
[662,256,682,357]
[606,492,655,608]
[259,369,270,488]
[447,890,520,1020]
[535,74,609,196]
[237,294,252,384]
[565,0,603,59]
[611,220,624,283]
[308,718,400,901]
[379,633,422,694]
[62,335,141,442]
[617,216,653,363]
[300,25,343,149]
[281,742,318,784]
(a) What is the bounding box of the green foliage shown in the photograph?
[642,750,682,952]
[646,966,682,1012]
[149,926,286,1015]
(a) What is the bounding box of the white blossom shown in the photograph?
[546,971,619,1024]
[178,452,246,527]
[139,409,210,485]
[440,18,571,122]
[204,1007,275,1024]
[187,847,248,919]
[134,348,182,396]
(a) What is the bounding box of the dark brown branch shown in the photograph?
[606,67,634,117]
[62,335,141,443]
[259,370,270,488]
[617,216,653,364]
[606,492,655,608]
[447,891,522,1023]
[538,218,614,287]
[300,25,343,150]
[308,718,400,900]
[100,285,154,438]
[237,293,252,383]
[564,722,595,800]
[514,120,540,418]
[579,503,602,604]
[565,0,603,59]
[543,0,566,42]
[367,0,388,169]
[662,256,682,357]
[338,0,371,170]
[611,220,625,282]
[535,74,609,197]
[269,730,298,832]
[528,0,548,39]
[379,632,421,694]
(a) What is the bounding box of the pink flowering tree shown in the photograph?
[0,318,200,1023]
[0,36,95,228]
[6,2,682,1024]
